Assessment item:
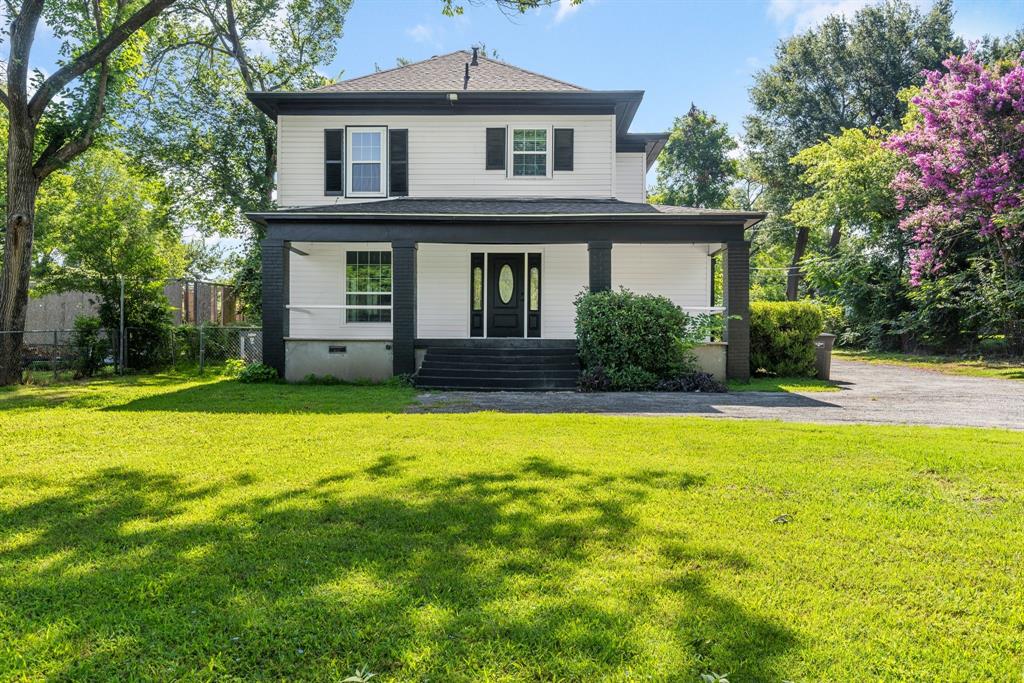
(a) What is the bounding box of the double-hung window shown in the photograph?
[511,128,549,177]
[346,127,387,197]
[345,251,392,323]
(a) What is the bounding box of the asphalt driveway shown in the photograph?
[414,359,1024,429]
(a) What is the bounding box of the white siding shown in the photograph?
[611,244,711,310]
[614,152,646,203]
[541,244,588,338]
[415,243,588,340]
[287,241,392,339]
[277,115,616,206]
[417,243,470,338]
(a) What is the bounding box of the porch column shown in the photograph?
[391,240,417,376]
[261,238,288,377]
[722,240,751,381]
[588,240,612,292]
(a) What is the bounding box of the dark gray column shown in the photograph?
[723,240,751,381]
[391,240,417,376]
[261,238,288,377]
[588,241,612,292]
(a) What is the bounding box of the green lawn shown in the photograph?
[835,349,1024,381]
[728,376,838,393]
[1,375,1022,681]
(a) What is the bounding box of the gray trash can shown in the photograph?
[815,333,836,380]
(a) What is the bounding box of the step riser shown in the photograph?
[421,348,577,358]
[418,381,577,390]
[418,371,579,380]
[420,361,579,372]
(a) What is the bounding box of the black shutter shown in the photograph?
[389,129,408,196]
[325,129,344,194]
[553,128,574,171]
[485,127,506,170]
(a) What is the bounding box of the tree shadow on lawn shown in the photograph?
[100,379,417,414]
[0,460,795,680]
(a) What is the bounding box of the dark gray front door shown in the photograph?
[487,253,524,337]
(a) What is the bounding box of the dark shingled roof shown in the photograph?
[249,197,766,226]
[312,51,587,93]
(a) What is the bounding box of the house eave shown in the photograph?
[248,210,764,224]
[247,90,646,134]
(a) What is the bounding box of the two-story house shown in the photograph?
[248,49,761,388]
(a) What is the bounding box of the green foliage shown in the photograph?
[32,148,182,369]
[650,105,737,208]
[238,363,279,383]
[222,358,247,378]
[575,289,696,389]
[749,302,824,377]
[788,127,914,349]
[743,0,961,299]
[70,316,109,379]
[605,366,659,392]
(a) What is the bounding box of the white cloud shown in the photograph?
[407,24,437,44]
[552,0,583,25]
[767,0,885,33]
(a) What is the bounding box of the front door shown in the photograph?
[487,253,525,337]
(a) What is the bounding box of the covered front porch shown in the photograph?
[252,199,760,386]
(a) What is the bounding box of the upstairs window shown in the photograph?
[347,127,387,197]
[345,251,392,323]
[511,128,548,177]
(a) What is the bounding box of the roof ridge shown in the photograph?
[310,49,587,93]
[311,50,472,92]
[473,53,587,91]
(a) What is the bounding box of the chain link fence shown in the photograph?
[2,324,262,380]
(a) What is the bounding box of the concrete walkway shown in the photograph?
[414,359,1024,430]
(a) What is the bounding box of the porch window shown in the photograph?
[347,127,387,197]
[345,251,392,323]
[511,128,548,177]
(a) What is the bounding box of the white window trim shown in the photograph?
[508,126,552,179]
[346,126,388,198]
[343,249,393,325]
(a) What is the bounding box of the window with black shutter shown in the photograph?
[553,128,574,172]
[485,127,506,170]
[325,129,344,195]
[389,129,408,196]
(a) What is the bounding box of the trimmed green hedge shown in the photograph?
[750,301,824,377]
[575,289,692,385]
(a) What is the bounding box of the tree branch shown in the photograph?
[8,0,45,113]
[33,60,110,180]
[27,0,176,123]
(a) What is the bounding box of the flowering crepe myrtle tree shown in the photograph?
[887,53,1024,353]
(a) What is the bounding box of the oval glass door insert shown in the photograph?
[498,264,514,304]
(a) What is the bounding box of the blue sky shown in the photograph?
[29,0,1024,138]
[319,0,1024,137]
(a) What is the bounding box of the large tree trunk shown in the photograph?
[0,137,40,384]
[786,226,809,301]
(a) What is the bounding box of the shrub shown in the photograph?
[575,288,703,384]
[237,363,279,383]
[70,316,109,378]
[606,365,659,391]
[749,301,824,377]
[578,365,612,392]
[655,371,727,393]
[222,358,246,377]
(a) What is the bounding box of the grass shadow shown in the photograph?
[102,380,417,414]
[0,462,795,680]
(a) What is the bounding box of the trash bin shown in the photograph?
[815,333,836,380]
